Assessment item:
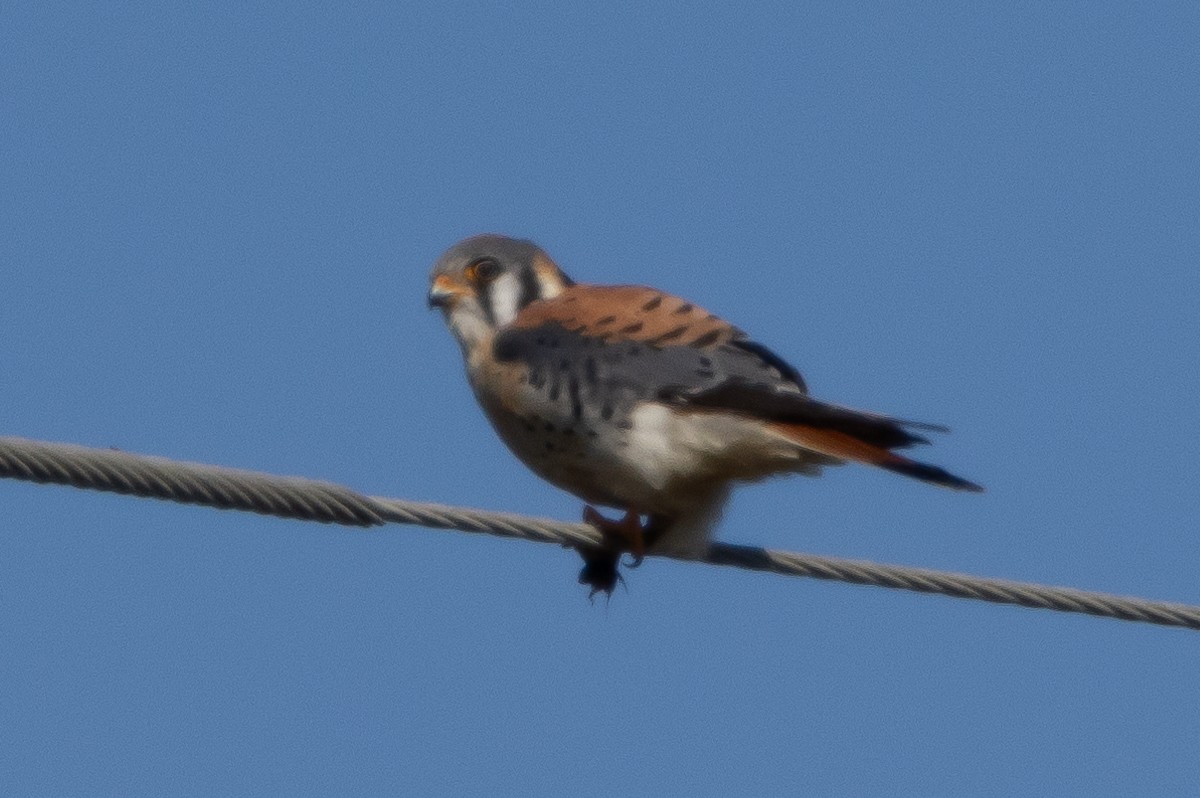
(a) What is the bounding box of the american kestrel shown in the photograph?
[428,234,981,594]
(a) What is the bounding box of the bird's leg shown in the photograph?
[584,506,646,561]
[577,506,646,597]
[640,514,671,560]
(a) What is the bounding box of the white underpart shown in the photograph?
[623,403,818,556]
[487,272,525,328]
[626,404,728,492]
[648,487,731,557]
[626,404,807,490]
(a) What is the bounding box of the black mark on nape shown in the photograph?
[674,302,694,314]
[648,325,688,345]
[518,265,541,309]
[692,329,723,348]
[596,315,617,326]
[619,322,644,335]
[642,295,663,311]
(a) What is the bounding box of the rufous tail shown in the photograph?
[773,423,983,492]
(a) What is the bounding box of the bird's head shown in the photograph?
[428,234,574,357]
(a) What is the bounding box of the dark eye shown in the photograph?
[465,258,500,283]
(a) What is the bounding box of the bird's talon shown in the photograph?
[582,506,647,557]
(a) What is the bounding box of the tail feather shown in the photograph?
[772,423,983,492]
[679,383,942,450]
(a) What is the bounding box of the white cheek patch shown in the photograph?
[487,272,524,327]
[448,303,492,362]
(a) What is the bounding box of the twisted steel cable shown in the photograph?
[2,435,1197,630]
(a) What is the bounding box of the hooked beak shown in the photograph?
[427,275,462,309]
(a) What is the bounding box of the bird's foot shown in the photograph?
[583,507,647,564]
[577,507,648,598]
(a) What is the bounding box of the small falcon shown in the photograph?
[428,234,981,594]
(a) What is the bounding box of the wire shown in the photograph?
[2,435,1197,630]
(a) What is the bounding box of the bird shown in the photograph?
[428,234,981,595]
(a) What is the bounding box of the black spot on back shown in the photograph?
[568,375,582,421]
[648,325,688,345]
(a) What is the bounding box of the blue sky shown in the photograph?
[3,2,1199,795]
